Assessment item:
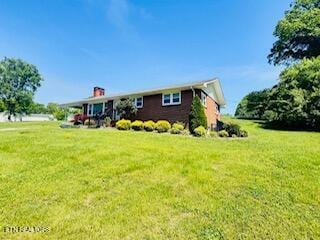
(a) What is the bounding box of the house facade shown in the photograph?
[61,79,226,129]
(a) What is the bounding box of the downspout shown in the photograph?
[190,86,195,97]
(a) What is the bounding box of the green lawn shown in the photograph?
[0,119,319,239]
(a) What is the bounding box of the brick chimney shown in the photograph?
[93,87,105,97]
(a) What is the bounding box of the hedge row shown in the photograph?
[115,119,248,138]
[116,119,189,134]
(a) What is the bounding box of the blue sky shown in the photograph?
[0,0,291,114]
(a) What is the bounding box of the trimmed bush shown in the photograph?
[181,129,190,135]
[218,130,229,138]
[84,119,96,126]
[143,120,155,132]
[240,130,248,138]
[155,120,171,133]
[131,120,144,131]
[104,117,112,127]
[209,131,217,138]
[170,122,185,134]
[194,126,207,137]
[172,122,184,131]
[116,119,131,130]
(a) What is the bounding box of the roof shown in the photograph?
[60,78,226,107]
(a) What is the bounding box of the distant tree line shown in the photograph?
[235,0,320,130]
[0,100,79,121]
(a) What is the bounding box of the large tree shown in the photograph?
[0,57,43,120]
[268,0,320,65]
[235,88,271,119]
[264,57,320,129]
[0,100,5,112]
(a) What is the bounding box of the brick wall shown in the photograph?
[204,93,220,129]
[82,88,220,129]
[134,90,194,126]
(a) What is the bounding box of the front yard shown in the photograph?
[0,119,319,239]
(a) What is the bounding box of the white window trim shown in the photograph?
[162,92,181,106]
[134,97,143,108]
[201,91,207,108]
[87,104,93,116]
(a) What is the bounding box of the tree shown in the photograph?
[264,57,320,130]
[53,108,67,121]
[189,95,207,132]
[235,89,271,119]
[47,102,59,115]
[115,99,137,119]
[15,93,34,116]
[0,100,6,112]
[0,57,43,120]
[30,102,47,114]
[268,0,320,65]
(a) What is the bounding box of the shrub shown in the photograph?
[194,126,207,137]
[231,134,237,138]
[170,122,185,134]
[172,122,184,131]
[155,120,171,133]
[209,131,217,138]
[73,121,82,126]
[218,130,229,138]
[115,99,137,119]
[104,117,112,127]
[131,120,144,131]
[189,95,207,133]
[84,119,96,126]
[223,122,241,136]
[116,119,131,130]
[240,130,248,138]
[143,120,155,132]
[74,113,88,124]
[181,129,190,135]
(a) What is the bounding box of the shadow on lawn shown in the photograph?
[252,120,320,133]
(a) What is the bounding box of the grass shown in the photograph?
[0,119,319,239]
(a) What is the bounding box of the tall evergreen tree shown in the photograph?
[189,95,207,132]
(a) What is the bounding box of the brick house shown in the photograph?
[61,78,226,129]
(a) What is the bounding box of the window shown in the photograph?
[93,103,103,115]
[88,104,93,116]
[172,93,180,103]
[135,97,143,108]
[163,94,171,105]
[162,92,181,106]
[201,92,207,107]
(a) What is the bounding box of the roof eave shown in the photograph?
[59,78,226,107]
